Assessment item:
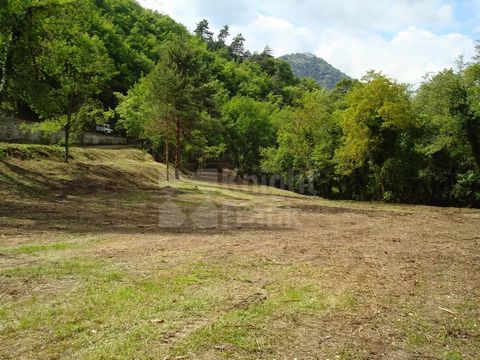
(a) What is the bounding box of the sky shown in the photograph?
[137,0,480,84]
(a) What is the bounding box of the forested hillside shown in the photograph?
[1,0,479,206]
[280,52,350,89]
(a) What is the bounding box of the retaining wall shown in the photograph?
[0,117,127,146]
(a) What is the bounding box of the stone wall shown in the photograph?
[79,132,127,146]
[0,116,63,144]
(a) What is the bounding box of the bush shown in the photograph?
[452,170,480,207]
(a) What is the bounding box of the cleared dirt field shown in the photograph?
[0,145,479,359]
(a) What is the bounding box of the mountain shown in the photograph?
[279,53,351,89]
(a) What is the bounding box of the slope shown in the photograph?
[0,144,479,359]
[280,52,351,89]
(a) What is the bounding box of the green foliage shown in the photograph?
[222,96,276,175]
[262,68,480,206]
[3,1,480,206]
[183,112,227,167]
[116,17,297,176]
[116,35,221,177]
[0,1,116,161]
[452,170,480,205]
[194,19,213,42]
[262,89,339,195]
[115,87,149,140]
[335,72,416,175]
[89,0,187,103]
[414,66,480,206]
[19,120,62,137]
[1,0,186,113]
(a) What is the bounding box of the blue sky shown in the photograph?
[138,0,479,84]
[452,1,479,37]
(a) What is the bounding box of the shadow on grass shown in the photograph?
[0,160,160,196]
[0,161,58,197]
[0,159,385,236]
[0,194,298,235]
[0,159,304,236]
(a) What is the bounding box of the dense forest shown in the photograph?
[1,0,479,207]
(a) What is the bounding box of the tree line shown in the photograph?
[1,0,479,206]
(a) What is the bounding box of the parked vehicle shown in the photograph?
[96,124,113,135]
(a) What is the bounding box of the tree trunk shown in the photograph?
[65,112,71,163]
[0,32,12,94]
[175,118,181,180]
[165,140,169,182]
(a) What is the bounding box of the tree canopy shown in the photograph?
[1,1,479,207]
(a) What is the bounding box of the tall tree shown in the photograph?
[335,72,415,174]
[40,4,114,162]
[463,63,480,168]
[216,25,230,48]
[222,96,275,175]
[0,0,66,103]
[415,68,480,205]
[334,72,417,200]
[194,19,213,43]
[0,1,114,161]
[261,89,339,195]
[229,33,245,61]
[119,35,213,179]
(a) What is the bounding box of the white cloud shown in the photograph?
[314,27,475,84]
[142,0,457,32]
[269,0,456,32]
[137,0,477,84]
[232,14,316,57]
[138,0,199,28]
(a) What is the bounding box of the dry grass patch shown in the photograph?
[1,145,479,359]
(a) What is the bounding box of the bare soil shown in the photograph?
[0,147,479,359]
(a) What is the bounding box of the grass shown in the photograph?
[1,243,352,359]
[0,235,104,255]
[397,302,480,359]
[1,256,226,359]
[0,242,73,255]
[1,144,479,359]
[0,143,64,161]
[0,258,116,279]
[172,285,329,356]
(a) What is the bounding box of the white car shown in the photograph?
[96,124,113,135]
